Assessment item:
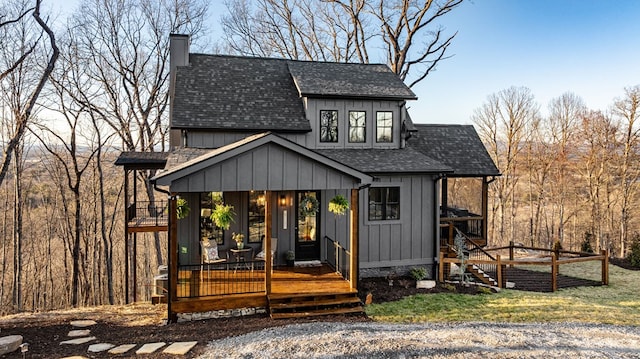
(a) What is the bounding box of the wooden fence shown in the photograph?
[439,243,609,292]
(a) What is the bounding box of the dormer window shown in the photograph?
[320,110,338,142]
[348,111,366,143]
[376,111,393,143]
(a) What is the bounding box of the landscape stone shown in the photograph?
[0,335,23,355]
[108,344,137,354]
[416,280,436,289]
[163,341,198,355]
[68,329,91,337]
[87,343,115,352]
[70,320,97,328]
[60,337,96,345]
[135,342,166,354]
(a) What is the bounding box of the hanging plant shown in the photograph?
[328,194,349,216]
[210,204,236,230]
[299,195,319,217]
[176,197,190,219]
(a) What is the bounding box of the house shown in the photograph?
[115,34,499,321]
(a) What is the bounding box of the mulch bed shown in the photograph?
[1,259,636,358]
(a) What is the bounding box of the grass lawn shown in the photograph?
[365,261,640,325]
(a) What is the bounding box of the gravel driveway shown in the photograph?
[199,322,640,359]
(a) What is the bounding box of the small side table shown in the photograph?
[228,247,253,272]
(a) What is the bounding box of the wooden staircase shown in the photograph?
[466,264,498,287]
[268,291,364,319]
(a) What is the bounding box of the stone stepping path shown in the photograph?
[55,319,197,356]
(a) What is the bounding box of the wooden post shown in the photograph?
[448,223,454,253]
[168,195,178,322]
[265,191,272,295]
[601,249,609,285]
[350,189,359,291]
[481,177,489,245]
[438,251,444,282]
[551,252,558,292]
[496,255,502,288]
[124,169,129,304]
[509,241,514,268]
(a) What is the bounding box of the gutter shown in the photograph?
[153,181,174,323]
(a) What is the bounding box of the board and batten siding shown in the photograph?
[169,143,361,193]
[359,175,438,269]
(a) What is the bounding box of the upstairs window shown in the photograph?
[320,110,338,142]
[368,187,400,221]
[348,111,366,143]
[376,111,393,143]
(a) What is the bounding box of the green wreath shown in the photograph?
[299,195,319,217]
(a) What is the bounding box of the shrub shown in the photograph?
[627,234,640,268]
[409,267,428,281]
[581,232,594,253]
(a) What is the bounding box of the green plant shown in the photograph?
[210,204,235,230]
[410,267,428,281]
[328,194,349,216]
[176,197,190,219]
[627,233,640,268]
[581,232,594,253]
[285,250,295,260]
[299,195,319,217]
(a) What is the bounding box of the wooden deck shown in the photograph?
[170,264,356,314]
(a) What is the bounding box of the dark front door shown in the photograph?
[295,191,320,261]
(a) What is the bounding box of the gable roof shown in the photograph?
[152,132,373,187]
[114,151,169,170]
[316,147,451,174]
[171,55,310,132]
[287,62,417,100]
[408,124,500,177]
[171,55,416,131]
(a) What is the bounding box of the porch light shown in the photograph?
[279,195,287,207]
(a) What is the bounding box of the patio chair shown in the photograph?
[200,240,226,280]
[255,237,278,271]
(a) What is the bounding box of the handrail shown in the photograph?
[127,200,168,227]
[324,235,351,282]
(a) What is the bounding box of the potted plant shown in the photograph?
[328,194,349,216]
[232,232,245,249]
[176,197,190,219]
[285,250,295,267]
[210,203,235,230]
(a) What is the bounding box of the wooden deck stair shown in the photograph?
[268,291,363,319]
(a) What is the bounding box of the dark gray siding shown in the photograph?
[359,175,438,269]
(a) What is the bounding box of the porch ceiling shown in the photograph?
[152,132,373,192]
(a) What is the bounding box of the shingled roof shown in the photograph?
[114,151,169,169]
[171,55,416,131]
[172,55,310,132]
[408,124,500,177]
[288,61,417,100]
[316,147,451,174]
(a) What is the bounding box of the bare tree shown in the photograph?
[67,0,208,265]
[221,0,462,87]
[473,86,539,245]
[547,93,585,246]
[612,85,640,257]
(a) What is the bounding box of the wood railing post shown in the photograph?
[448,223,454,252]
[496,255,502,288]
[438,251,444,282]
[509,241,514,268]
[602,249,609,285]
[551,252,558,292]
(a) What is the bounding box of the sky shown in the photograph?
[50,0,640,125]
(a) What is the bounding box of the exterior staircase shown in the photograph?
[268,291,363,319]
[444,229,500,287]
[466,264,498,287]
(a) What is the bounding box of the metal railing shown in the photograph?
[126,200,168,227]
[325,235,351,282]
[440,215,484,241]
[176,260,266,298]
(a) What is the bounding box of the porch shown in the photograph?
[170,263,361,318]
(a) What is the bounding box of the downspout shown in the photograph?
[153,181,173,323]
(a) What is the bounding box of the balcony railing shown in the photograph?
[176,261,266,298]
[325,235,351,282]
[126,200,168,227]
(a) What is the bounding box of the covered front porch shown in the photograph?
[153,133,372,320]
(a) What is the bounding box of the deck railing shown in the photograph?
[176,261,266,298]
[126,200,168,227]
[325,235,351,282]
[440,215,483,243]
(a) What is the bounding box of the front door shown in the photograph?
[295,191,320,261]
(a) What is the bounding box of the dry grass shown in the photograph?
[366,262,640,325]
[1,302,166,327]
